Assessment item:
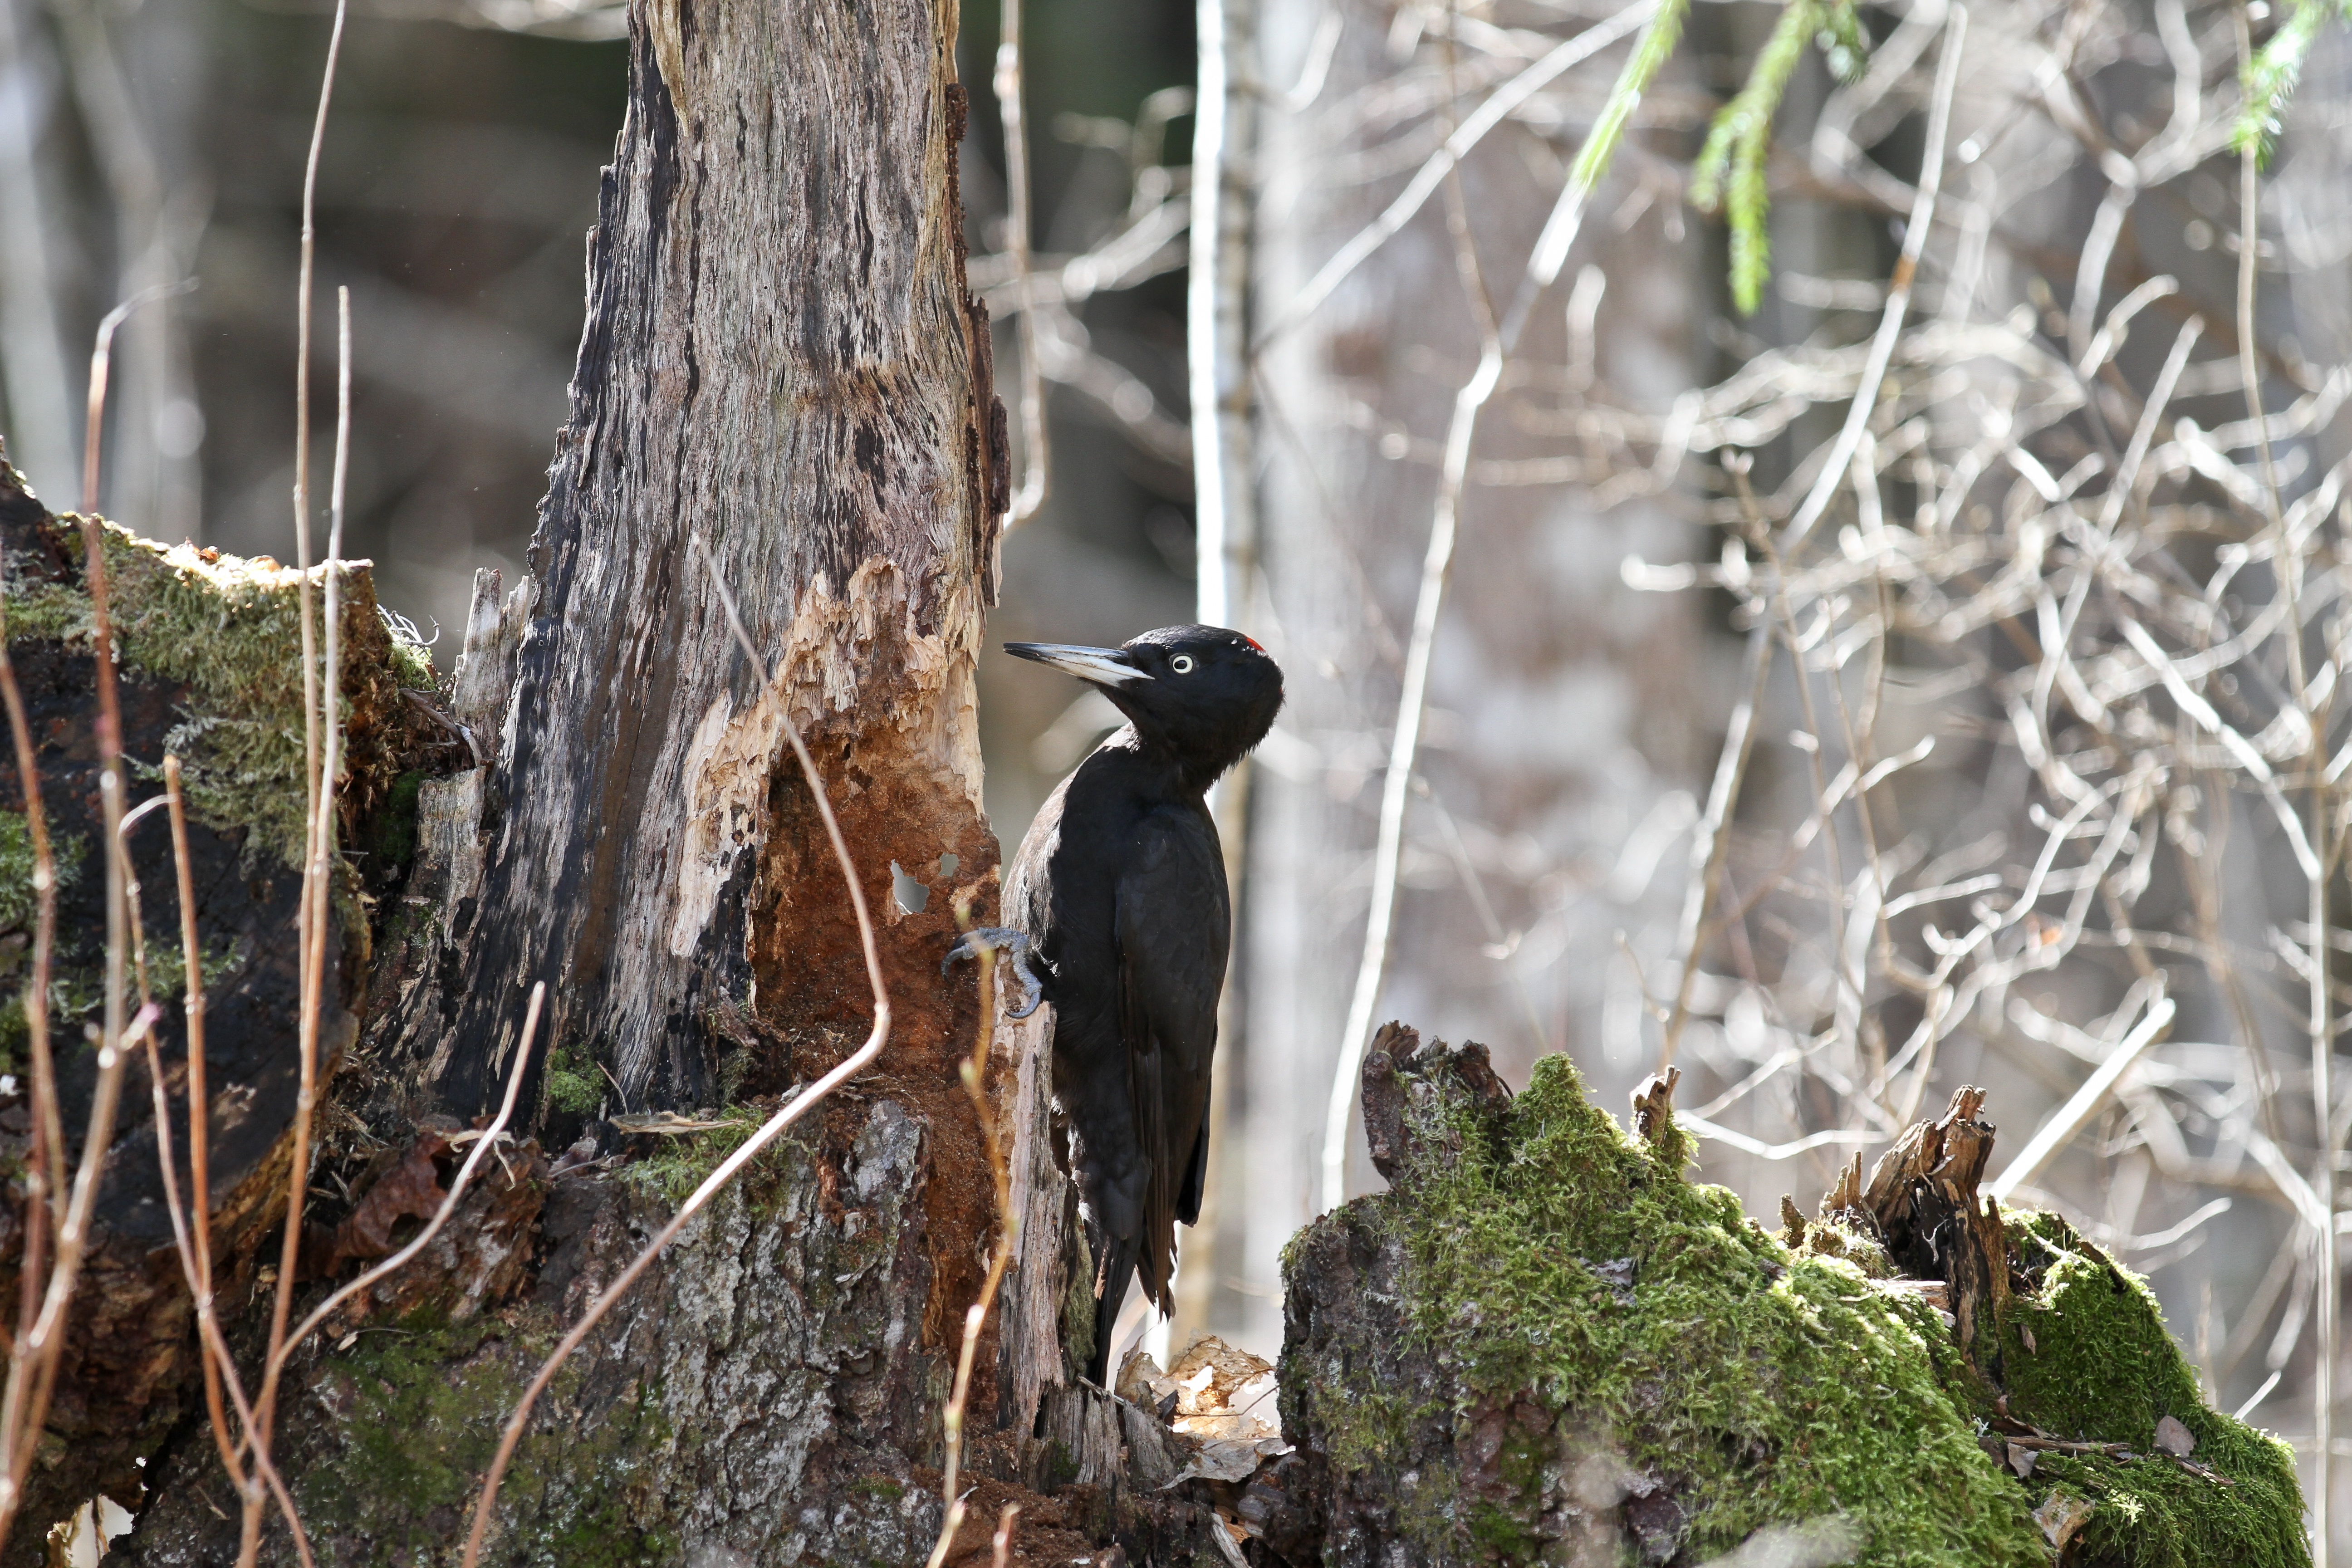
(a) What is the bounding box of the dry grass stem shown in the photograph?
[925,893,1020,1568]
[252,23,349,1554]
[995,0,1047,525]
[0,491,138,1543]
[162,757,241,1494]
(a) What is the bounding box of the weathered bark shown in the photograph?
[363,0,1008,1127]
[103,0,1006,1551]
[312,0,1031,1549]
[1277,1025,2306,1568]
[1818,1085,2011,1382]
[113,953,1230,1567]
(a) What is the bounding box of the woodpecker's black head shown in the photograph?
[1006,625,1284,790]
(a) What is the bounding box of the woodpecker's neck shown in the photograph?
[1098,725,1240,801]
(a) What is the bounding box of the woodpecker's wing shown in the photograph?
[1113,806,1229,1310]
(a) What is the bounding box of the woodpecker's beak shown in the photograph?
[1004,642,1147,687]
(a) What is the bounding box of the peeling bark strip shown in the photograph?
[371,0,1005,1122]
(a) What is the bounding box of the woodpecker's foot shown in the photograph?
[942,927,1044,1019]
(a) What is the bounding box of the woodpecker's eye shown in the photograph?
[1170,655,1196,674]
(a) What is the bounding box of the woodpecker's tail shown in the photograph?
[1085,1225,1146,1387]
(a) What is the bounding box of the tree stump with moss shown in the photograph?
[1274,1022,2307,1567]
[0,463,447,1533]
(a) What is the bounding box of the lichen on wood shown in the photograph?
[1278,1022,2306,1567]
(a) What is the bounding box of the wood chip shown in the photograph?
[2034,1492,2093,1550]
[609,1111,745,1135]
[2154,1415,2195,1458]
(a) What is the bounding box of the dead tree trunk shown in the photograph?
[125,0,1018,1555]
[78,4,1245,1563]
[0,479,432,1542]
[365,0,1010,1129]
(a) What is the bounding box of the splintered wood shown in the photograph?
[1819,1086,2012,1376]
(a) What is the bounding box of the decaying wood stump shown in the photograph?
[0,461,443,1536]
[1275,1023,2306,1568]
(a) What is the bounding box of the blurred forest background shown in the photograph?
[8,0,2352,1553]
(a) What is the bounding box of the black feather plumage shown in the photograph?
[999,625,1283,1384]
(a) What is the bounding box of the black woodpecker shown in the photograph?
[948,624,1283,1385]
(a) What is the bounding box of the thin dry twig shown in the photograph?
[114,799,314,1566]
[163,756,244,1498]
[1660,622,1775,1067]
[2234,12,2337,1534]
[283,984,545,1357]
[0,716,55,1541]
[1779,6,1967,550]
[1256,0,1658,351]
[78,279,195,518]
[252,15,349,1543]
[990,1502,1022,1568]
[0,523,63,1404]
[0,465,139,1547]
[995,0,1047,526]
[1320,26,1639,1207]
[925,892,1020,1568]
[139,1008,315,1565]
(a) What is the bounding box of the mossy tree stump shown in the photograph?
[1275,1023,2307,1567]
[0,463,443,1534]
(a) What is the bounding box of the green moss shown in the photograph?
[0,923,241,1073]
[0,810,84,934]
[295,1309,678,1567]
[1790,1214,1895,1279]
[541,1028,608,1119]
[4,519,428,867]
[1392,1462,1463,1557]
[1038,1438,1080,1493]
[544,1070,603,1117]
[612,1109,794,1208]
[369,768,426,870]
[1316,1373,1433,1476]
[0,958,112,1074]
[386,634,437,692]
[1998,1210,2307,1568]
[2,581,90,643]
[1334,1053,2304,1566]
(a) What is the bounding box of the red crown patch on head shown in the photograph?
[1240,634,1264,652]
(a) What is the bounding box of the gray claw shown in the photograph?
[944,926,1045,1019]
